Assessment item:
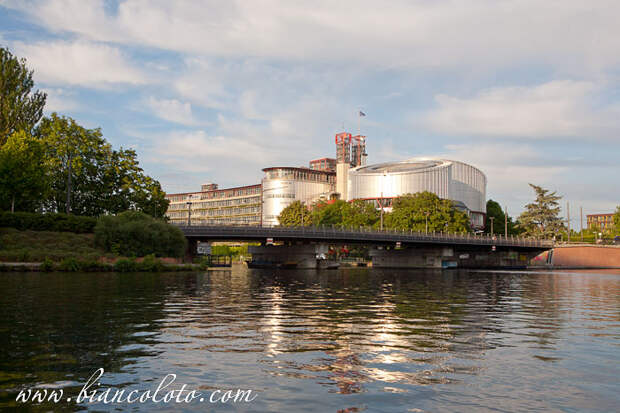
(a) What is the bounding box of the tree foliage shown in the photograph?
[0,47,46,144]
[277,200,311,226]
[384,192,471,233]
[36,113,169,217]
[0,47,169,218]
[485,199,517,235]
[614,206,620,233]
[94,211,186,258]
[278,193,470,232]
[517,184,564,239]
[0,131,48,212]
[307,199,379,228]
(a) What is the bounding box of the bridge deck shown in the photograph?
[179,225,552,250]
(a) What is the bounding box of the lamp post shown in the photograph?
[489,216,494,236]
[186,201,193,226]
[66,152,72,214]
[425,211,430,234]
[380,192,384,230]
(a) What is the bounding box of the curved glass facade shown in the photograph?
[348,159,487,229]
[262,167,336,226]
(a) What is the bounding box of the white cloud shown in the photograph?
[6,0,620,74]
[14,40,147,88]
[40,88,78,112]
[145,97,202,126]
[440,143,568,214]
[422,80,619,139]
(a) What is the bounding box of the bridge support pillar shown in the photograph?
[248,244,323,268]
[185,238,198,263]
[370,247,447,268]
[370,246,539,269]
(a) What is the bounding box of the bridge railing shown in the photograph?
[177,224,553,248]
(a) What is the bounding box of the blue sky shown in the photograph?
[1,0,618,222]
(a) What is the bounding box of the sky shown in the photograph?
[1,0,618,223]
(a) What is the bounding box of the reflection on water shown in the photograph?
[0,268,618,412]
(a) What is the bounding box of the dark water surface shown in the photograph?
[0,268,618,412]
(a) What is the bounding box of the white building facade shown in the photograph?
[261,167,336,226]
[347,159,487,229]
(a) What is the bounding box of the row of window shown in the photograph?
[264,193,295,199]
[166,186,261,203]
[168,196,261,210]
[264,168,335,183]
[167,206,260,218]
[173,216,260,225]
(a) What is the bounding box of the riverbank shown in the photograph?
[0,228,200,272]
[532,244,620,269]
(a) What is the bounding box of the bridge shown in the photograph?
[180,225,553,269]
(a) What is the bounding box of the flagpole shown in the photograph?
[358,109,361,136]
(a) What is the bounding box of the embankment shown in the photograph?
[533,245,620,269]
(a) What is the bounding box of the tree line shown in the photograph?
[279,184,619,240]
[0,46,168,217]
[278,192,472,233]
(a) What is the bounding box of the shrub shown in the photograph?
[40,258,54,272]
[138,254,164,272]
[58,257,81,272]
[95,211,186,258]
[0,211,96,233]
[114,258,137,272]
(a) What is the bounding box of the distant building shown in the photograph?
[347,158,487,229]
[587,213,615,230]
[165,183,262,226]
[309,157,336,172]
[261,167,336,226]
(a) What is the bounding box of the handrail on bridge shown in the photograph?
[177,224,553,248]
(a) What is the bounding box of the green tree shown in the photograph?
[384,192,471,233]
[614,206,620,233]
[485,199,517,235]
[311,200,348,227]
[0,47,46,145]
[517,184,564,239]
[36,113,169,217]
[342,199,379,228]
[277,200,311,226]
[94,211,186,258]
[0,131,48,212]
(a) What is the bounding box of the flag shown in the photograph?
[359,110,366,117]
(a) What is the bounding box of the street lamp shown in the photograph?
[425,211,430,234]
[186,201,193,226]
[489,216,495,236]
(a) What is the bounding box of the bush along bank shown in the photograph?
[0,211,96,233]
[0,255,207,272]
[0,211,197,272]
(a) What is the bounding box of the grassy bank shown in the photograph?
[0,227,107,262]
[0,228,203,272]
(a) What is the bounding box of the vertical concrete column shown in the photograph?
[185,238,198,263]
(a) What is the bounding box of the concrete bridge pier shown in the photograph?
[185,238,198,262]
[370,246,537,269]
[248,243,328,269]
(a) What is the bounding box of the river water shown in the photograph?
[0,268,618,412]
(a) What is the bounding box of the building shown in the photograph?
[347,158,487,229]
[335,132,367,201]
[261,167,336,226]
[309,157,336,172]
[166,183,262,226]
[587,213,615,231]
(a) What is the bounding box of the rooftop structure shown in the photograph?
[309,157,336,172]
[587,213,615,230]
